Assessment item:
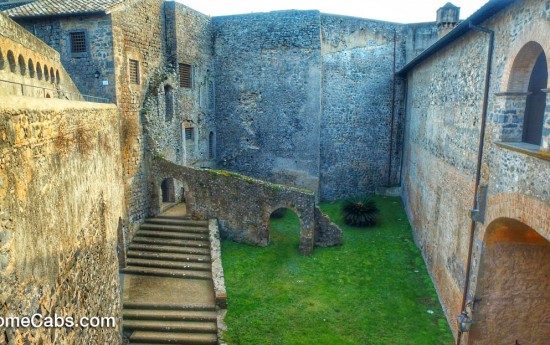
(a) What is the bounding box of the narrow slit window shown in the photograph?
[69,31,87,53]
[129,59,140,85]
[185,127,194,140]
[179,63,192,88]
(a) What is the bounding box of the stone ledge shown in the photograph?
[495,142,550,161]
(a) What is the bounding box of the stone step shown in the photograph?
[145,218,209,227]
[124,320,217,333]
[124,303,216,311]
[132,237,211,249]
[123,309,217,322]
[129,331,217,344]
[122,266,212,280]
[136,230,208,241]
[128,243,210,256]
[126,258,211,271]
[140,223,209,234]
[127,250,211,263]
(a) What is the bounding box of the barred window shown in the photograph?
[69,31,87,53]
[179,63,192,88]
[129,59,140,84]
[185,127,194,140]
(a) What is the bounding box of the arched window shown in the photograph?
[28,58,35,78]
[36,62,43,80]
[164,85,174,121]
[44,65,49,81]
[7,51,16,73]
[523,51,547,145]
[18,54,26,75]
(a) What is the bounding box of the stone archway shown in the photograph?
[468,218,550,345]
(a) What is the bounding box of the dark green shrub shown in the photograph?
[341,197,379,227]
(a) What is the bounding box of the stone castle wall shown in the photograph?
[165,2,215,167]
[320,15,407,200]
[16,13,116,101]
[0,96,124,344]
[213,11,412,199]
[401,0,550,339]
[213,10,323,195]
[0,12,81,100]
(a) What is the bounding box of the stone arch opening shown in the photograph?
[28,58,34,78]
[164,85,174,121]
[7,50,16,73]
[50,67,54,83]
[500,41,549,146]
[17,54,26,75]
[43,65,49,81]
[161,177,176,203]
[0,49,5,70]
[268,207,303,252]
[469,218,550,344]
[157,176,188,215]
[55,70,60,84]
[36,62,42,80]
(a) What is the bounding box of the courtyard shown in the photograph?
[221,197,454,344]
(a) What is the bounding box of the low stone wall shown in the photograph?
[0,96,124,344]
[208,219,227,308]
[149,157,342,255]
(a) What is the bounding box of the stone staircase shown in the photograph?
[122,210,219,344]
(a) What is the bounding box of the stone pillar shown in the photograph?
[542,89,550,151]
[490,92,530,142]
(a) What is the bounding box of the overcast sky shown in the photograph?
[174,0,489,23]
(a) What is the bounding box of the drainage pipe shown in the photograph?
[456,23,494,345]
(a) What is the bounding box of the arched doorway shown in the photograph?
[268,208,302,253]
[469,218,550,344]
[160,178,175,203]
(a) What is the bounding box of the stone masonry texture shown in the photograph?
[0,96,124,344]
[401,0,550,341]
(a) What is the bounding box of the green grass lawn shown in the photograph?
[220,196,454,345]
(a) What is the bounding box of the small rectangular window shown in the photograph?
[129,59,140,84]
[185,127,194,140]
[179,63,192,88]
[69,31,87,53]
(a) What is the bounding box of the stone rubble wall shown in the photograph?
[401,0,550,339]
[320,14,407,200]
[0,96,124,344]
[213,10,323,195]
[150,157,343,255]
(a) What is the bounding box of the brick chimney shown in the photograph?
[437,2,460,38]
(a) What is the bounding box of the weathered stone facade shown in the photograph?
[320,15,406,199]
[400,0,550,342]
[2,1,549,343]
[17,14,116,102]
[0,96,124,344]
[0,12,81,99]
[213,11,421,200]
[213,11,323,195]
